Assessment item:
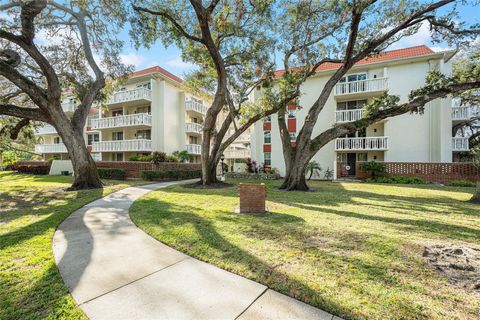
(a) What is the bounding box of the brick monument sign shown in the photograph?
[238,183,267,214]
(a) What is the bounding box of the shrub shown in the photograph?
[366,176,426,185]
[152,151,166,164]
[245,158,257,173]
[172,150,193,163]
[140,169,202,181]
[361,161,385,179]
[11,164,50,175]
[446,179,476,187]
[97,168,126,180]
[165,155,179,162]
[225,172,280,180]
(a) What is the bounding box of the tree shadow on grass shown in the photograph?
[132,195,438,319]
[0,187,104,251]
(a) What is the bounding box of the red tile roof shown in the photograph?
[273,45,435,78]
[130,66,183,83]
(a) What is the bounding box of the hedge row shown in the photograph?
[97,168,126,180]
[225,172,280,180]
[9,164,50,175]
[366,176,426,185]
[140,169,201,181]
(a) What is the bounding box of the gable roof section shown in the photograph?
[273,45,436,78]
[130,66,184,84]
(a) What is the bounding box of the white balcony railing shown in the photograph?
[451,105,480,121]
[335,109,365,123]
[186,144,202,155]
[335,136,389,151]
[91,139,152,152]
[185,99,208,115]
[335,77,388,96]
[224,149,251,159]
[185,122,203,134]
[91,113,152,130]
[452,137,469,151]
[107,88,152,105]
[35,124,57,135]
[35,143,68,153]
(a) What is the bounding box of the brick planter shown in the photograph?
[237,183,267,214]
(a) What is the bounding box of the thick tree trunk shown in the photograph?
[201,156,219,185]
[56,121,102,190]
[470,181,480,203]
[280,161,309,191]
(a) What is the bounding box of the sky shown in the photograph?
[116,2,479,78]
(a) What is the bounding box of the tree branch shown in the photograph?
[132,5,205,43]
[0,103,49,122]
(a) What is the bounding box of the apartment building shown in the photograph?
[35,66,212,163]
[249,45,476,178]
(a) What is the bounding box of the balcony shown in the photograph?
[35,143,68,153]
[92,139,152,152]
[35,124,57,135]
[335,136,389,151]
[185,122,203,135]
[452,137,469,151]
[107,88,152,107]
[91,113,152,130]
[185,99,207,116]
[451,105,480,121]
[335,109,365,123]
[334,77,388,98]
[224,149,251,159]
[186,144,201,155]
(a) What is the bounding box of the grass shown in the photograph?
[0,172,144,320]
[130,179,480,320]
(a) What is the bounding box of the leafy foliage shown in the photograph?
[361,161,386,179]
[97,168,126,180]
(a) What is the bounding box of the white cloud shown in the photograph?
[120,52,145,69]
[165,56,195,70]
[388,21,432,50]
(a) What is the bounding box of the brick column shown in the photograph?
[238,183,266,214]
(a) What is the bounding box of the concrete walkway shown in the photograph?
[53,182,339,320]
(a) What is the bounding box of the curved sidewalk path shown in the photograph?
[53,182,339,320]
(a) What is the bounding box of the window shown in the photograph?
[340,73,367,83]
[135,106,151,114]
[289,132,296,141]
[189,136,198,144]
[288,109,296,118]
[264,131,271,144]
[264,115,271,123]
[357,153,367,162]
[53,137,61,144]
[136,130,151,140]
[336,100,367,110]
[112,131,124,141]
[87,133,99,146]
[137,82,151,90]
[114,153,123,161]
[264,152,271,166]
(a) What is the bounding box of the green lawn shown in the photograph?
[130,179,480,320]
[0,172,143,320]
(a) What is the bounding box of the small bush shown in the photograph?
[165,155,179,162]
[128,154,153,162]
[97,168,126,180]
[152,151,166,164]
[140,169,202,181]
[446,179,476,187]
[11,164,50,175]
[361,161,385,179]
[366,176,426,185]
